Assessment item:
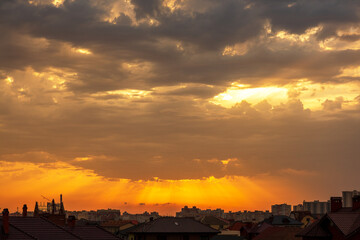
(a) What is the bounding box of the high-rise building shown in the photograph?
[271,204,291,216]
[293,204,303,211]
[302,200,330,215]
[342,190,360,207]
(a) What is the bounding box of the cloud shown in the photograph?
[322,97,344,111]
[0,0,359,204]
[0,152,58,163]
[279,168,317,176]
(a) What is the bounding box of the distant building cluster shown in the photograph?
[1,190,360,240]
[176,206,225,219]
[271,203,291,216]
[66,208,121,222]
[176,206,271,223]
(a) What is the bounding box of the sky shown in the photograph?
[0,0,359,214]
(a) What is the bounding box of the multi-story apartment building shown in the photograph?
[271,203,291,216]
[302,200,330,215]
[342,190,360,207]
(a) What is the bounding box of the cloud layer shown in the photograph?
[0,0,359,210]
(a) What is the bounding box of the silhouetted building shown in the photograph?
[289,211,314,228]
[126,217,219,240]
[0,208,119,239]
[297,196,360,240]
[248,216,302,240]
[122,211,159,223]
[67,209,121,222]
[293,204,304,212]
[271,204,291,216]
[252,226,302,240]
[200,215,230,230]
[342,190,360,208]
[302,200,330,215]
[176,206,226,219]
[224,210,271,223]
[101,220,138,235]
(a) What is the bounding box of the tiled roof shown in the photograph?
[249,222,272,234]
[201,216,230,226]
[295,220,330,238]
[327,212,360,236]
[296,209,360,238]
[128,217,220,233]
[101,220,138,227]
[1,216,120,240]
[290,211,312,222]
[252,226,302,240]
[228,222,253,231]
[65,225,120,240]
[2,216,81,240]
[0,222,36,239]
[264,216,303,226]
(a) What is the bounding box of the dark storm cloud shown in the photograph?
[1,0,360,93]
[131,0,163,19]
[255,0,360,35]
[154,1,264,50]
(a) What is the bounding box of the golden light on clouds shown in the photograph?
[274,26,321,43]
[320,26,360,51]
[212,80,360,110]
[92,89,152,100]
[338,66,360,78]
[52,0,64,7]
[222,43,249,56]
[163,0,181,12]
[212,84,288,108]
[2,0,360,214]
[74,48,92,55]
[5,76,14,85]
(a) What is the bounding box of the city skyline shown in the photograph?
[0,0,359,214]
[5,189,359,216]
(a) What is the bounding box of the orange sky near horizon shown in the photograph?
[0,0,359,215]
[0,160,322,215]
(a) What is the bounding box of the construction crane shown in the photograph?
[41,195,51,202]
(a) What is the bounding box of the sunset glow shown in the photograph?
[0,0,359,216]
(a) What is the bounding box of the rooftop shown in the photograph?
[128,217,220,234]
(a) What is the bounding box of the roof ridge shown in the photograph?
[296,217,323,237]
[346,213,360,237]
[95,225,120,238]
[40,216,82,239]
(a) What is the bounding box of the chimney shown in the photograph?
[51,199,56,215]
[331,197,342,212]
[34,202,39,217]
[352,195,360,211]
[22,204,28,217]
[67,215,76,228]
[2,209,9,235]
[59,194,65,215]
